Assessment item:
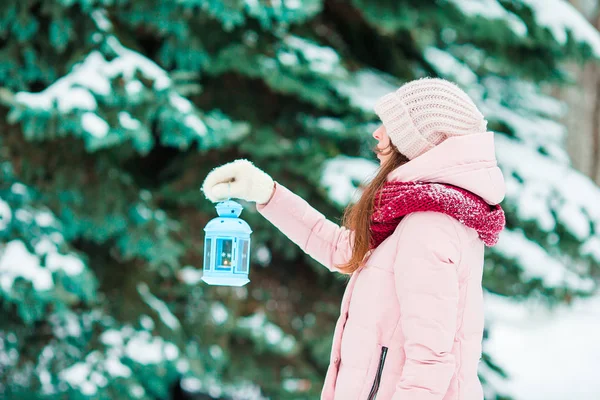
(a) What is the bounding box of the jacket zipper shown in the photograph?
[367,346,388,400]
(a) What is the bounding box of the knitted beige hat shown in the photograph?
[374,78,488,160]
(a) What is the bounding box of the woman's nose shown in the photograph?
[373,125,384,140]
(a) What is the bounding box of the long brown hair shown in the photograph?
[336,144,410,274]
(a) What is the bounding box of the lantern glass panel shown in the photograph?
[216,238,233,271]
[237,239,250,273]
[204,238,212,270]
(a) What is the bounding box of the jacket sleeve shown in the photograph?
[256,182,353,272]
[391,212,461,400]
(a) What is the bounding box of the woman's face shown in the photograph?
[373,124,392,165]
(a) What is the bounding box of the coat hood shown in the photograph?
[386,132,505,205]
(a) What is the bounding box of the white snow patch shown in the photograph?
[134,203,152,220]
[495,134,600,241]
[34,211,54,227]
[60,362,98,396]
[51,311,82,339]
[255,245,272,266]
[15,87,97,113]
[237,311,296,353]
[522,0,600,57]
[105,36,171,90]
[178,266,203,285]
[63,88,98,112]
[581,236,600,262]
[0,199,12,230]
[512,183,556,232]
[104,356,132,378]
[176,358,190,373]
[15,52,110,111]
[34,237,55,255]
[0,240,53,291]
[494,229,594,291]
[448,0,527,36]
[36,345,55,394]
[65,313,82,337]
[321,156,379,206]
[484,293,600,399]
[126,80,143,95]
[100,330,124,347]
[46,252,85,276]
[498,79,566,118]
[15,209,33,223]
[164,342,179,360]
[285,0,301,8]
[277,50,298,66]
[130,384,145,398]
[334,69,400,112]
[121,330,180,365]
[169,92,193,113]
[39,369,53,394]
[124,334,164,364]
[15,36,173,117]
[284,36,341,75]
[264,324,283,344]
[91,9,112,31]
[11,183,27,195]
[90,371,108,387]
[556,203,590,240]
[81,112,110,138]
[139,315,155,330]
[137,283,180,330]
[184,115,207,136]
[181,376,203,392]
[118,112,142,130]
[316,117,345,132]
[481,97,566,147]
[50,232,65,244]
[209,345,223,359]
[423,47,478,86]
[211,302,228,325]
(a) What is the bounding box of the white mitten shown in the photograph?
[201,159,275,205]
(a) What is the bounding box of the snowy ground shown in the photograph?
[484,293,600,400]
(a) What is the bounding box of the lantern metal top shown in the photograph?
[204,200,252,235]
[216,200,243,218]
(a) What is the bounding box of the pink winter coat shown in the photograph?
[257,132,505,400]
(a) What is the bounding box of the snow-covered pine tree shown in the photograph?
[0,1,599,399]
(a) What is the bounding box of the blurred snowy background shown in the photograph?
[0,0,599,399]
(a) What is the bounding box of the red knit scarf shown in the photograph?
[370,181,505,249]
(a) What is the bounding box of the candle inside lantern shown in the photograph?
[217,240,233,269]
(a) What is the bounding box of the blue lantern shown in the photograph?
[202,200,252,286]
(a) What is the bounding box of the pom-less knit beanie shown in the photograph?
[374,78,488,160]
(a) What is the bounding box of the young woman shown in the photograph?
[202,78,506,400]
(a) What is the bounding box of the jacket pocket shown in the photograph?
[367,346,388,400]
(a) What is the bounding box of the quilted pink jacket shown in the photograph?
[257,132,505,400]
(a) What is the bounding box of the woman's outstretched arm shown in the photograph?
[202,159,352,273]
[257,182,353,273]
